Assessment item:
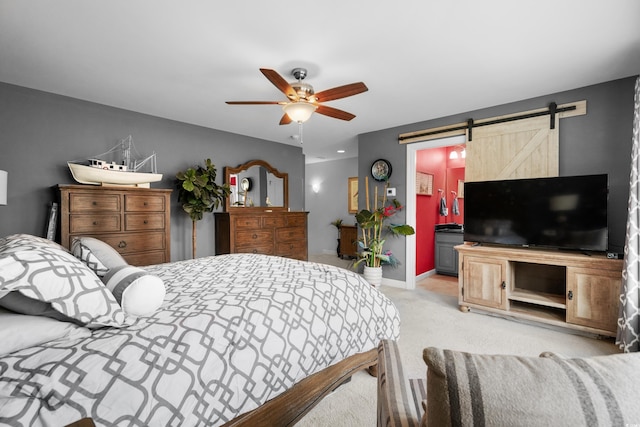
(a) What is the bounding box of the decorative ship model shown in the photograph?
[67,135,162,187]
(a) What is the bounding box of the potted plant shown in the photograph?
[354,178,415,286]
[176,158,230,258]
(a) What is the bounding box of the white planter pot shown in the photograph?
[363,266,383,288]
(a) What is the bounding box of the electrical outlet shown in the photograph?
[386,187,396,196]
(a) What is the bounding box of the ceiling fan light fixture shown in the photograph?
[283,101,317,123]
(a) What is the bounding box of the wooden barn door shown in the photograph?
[464,115,559,182]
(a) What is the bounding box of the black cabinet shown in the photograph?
[435,230,464,276]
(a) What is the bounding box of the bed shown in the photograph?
[0,234,400,426]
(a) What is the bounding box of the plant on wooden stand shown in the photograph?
[176,158,230,258]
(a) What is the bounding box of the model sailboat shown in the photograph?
[67,135,162,187]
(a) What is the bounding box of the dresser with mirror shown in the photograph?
[214,160,308,261]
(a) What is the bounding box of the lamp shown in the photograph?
[0,170,7,205]
[282,101,317,123]
[449,150,458,160]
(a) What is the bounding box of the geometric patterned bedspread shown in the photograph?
[0,254,401,426]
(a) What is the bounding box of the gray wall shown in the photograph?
[305,157,358,255]
[0,83,305,261]
[359,76,638,282]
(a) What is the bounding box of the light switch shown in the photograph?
[386,187,396,196]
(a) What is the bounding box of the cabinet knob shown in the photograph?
[143,220,148,224]
[118,241,127,248]
[252,234,258,239]
[501,281,506,289]
[143,201,148,206]
[568,290,573,300]
[93,221,98,226]
[252,249,258,254]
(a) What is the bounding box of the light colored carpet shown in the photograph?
[299,256,620,427]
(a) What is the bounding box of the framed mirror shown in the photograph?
[225,160,288,211]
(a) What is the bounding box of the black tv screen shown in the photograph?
[463,174,608,252]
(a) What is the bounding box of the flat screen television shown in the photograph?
[463,174,608,252]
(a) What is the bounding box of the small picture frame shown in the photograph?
[416,171,433,195]
[348,177,358,213]
[371,159,392,181]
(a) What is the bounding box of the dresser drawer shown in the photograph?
[276,240,307,258]
[234,217,261,229]
[98,232,166,254]
[125,213,165,231]
[286,215,307,227]
[70,215,121,233]
[125,195,166,212]
[236,230,274,247]
[69,194,120,212]
[276,227,305,242]
[263,216,286,227]
[234,244,274,255]
[123,251,167,266]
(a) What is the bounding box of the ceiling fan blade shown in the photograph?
[314,82,368,103]
[279,114,292,125]
[315,105,356,121]
[225,101,284,105]
[260,68,297,100]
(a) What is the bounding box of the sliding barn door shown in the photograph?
[465,115,559,182]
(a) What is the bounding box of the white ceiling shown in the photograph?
[1,1,639,164]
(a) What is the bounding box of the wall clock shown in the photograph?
[241,177,252,191]
[371,159,392,181]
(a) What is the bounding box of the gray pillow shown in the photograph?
[0,291,82,325]
[422,347,640,427]
[71,236,127,275]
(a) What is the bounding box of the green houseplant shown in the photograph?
[354,179,415,271]
[176,158,230,258]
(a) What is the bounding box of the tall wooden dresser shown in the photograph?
[58,185,172,266]
[214,210,308,261]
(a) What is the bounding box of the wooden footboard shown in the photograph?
[222,348,378,426]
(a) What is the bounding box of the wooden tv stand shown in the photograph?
[456,244,623,337]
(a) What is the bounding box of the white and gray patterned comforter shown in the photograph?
[0,254,400,426]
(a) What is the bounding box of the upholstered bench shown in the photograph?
[377,339,640,427]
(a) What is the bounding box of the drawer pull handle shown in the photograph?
[143,220,148,224]
[93,221,98,225]
[252,234,258,239]
[118,241,127,248]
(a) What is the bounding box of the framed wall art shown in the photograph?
[416,171,433,196]
[348,177,358,213]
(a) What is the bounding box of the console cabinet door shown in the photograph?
[461,256,507,309]
[566,267,621,334]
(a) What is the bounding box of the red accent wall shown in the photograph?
[415,146,465,275]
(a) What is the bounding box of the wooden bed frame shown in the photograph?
[66,349,378,427]
[224,349,378,426]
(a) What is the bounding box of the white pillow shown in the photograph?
[71,236,128,276]
[0,234,129,328]
[0,308,91,356]
[102,265,165,316]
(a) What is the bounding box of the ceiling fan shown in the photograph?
[226,68,368,125]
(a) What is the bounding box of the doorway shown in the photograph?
[405,134,466,290]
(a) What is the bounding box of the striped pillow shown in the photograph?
[102,265,165,316]
[422,347,640,427]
